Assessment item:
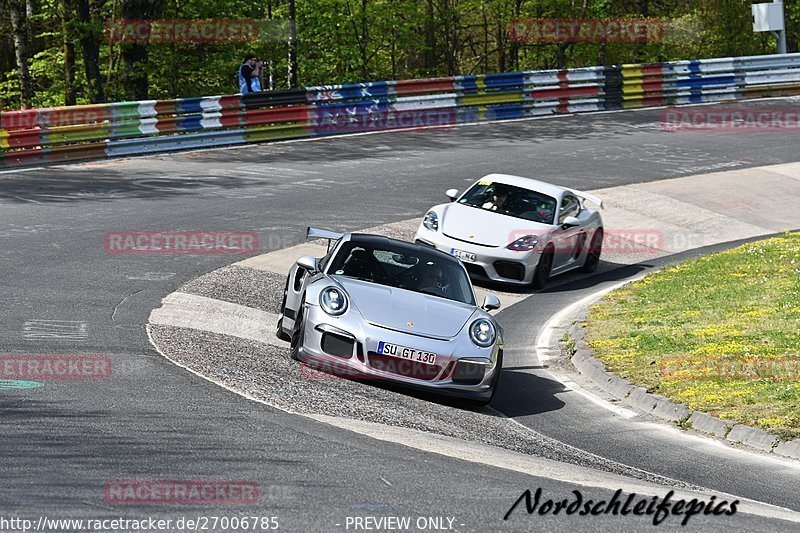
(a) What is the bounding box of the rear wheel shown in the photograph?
[275,277,291,342]
[289,300,306,361]
[580,229,603,273]
[531,246,554,290]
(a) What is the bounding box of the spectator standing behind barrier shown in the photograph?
[238,54,263,93]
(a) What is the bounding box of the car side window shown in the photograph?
[558,194,580,224]
[318,238,342,272]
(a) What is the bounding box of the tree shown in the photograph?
[7,0,33,108]
[120,0,162,100]
[75,0,105,103]
[60,0,76,105]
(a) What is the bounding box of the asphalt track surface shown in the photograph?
[2,99,800,531]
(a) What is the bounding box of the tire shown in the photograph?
[275,277,291,342]
[531,246,554,290]
[289,301,306,361]
[580,229,603,273]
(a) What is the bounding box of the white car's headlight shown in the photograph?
[423,211,439,231]
[506,235,538,251]
[469,318,496,347]
[319,287,348,316]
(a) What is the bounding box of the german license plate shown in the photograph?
[377,341,437,365]
[450,248,476,262]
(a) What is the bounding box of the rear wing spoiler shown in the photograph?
[307,227,344,241]
[307,227,344,252]
[569,189,604,209]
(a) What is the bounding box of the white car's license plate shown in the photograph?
[450,248,476,262]
[378,341,437,365]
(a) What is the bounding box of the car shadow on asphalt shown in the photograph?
[471,260,653,297]
[342,370,567,416]
[489,368,568,417]
[536,261,653,294]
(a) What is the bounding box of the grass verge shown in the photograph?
[585,232,800,440]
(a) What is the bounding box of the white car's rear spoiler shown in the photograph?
[569,189,604,209]
[307,227,344,241]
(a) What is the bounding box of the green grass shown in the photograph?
[585,232,800,440]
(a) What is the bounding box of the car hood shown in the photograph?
[334,277,475,338]
[441,203,551,247]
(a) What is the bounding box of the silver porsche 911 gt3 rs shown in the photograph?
[414,174,604,288]
[276,228,504,404]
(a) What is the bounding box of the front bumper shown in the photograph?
[298,304,502,400]
[414,226,540,286]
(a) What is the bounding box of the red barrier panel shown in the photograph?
[393,78,457,95]
[243,106,308,126]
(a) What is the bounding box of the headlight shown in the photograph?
[469,318,496,347]
[423,211,439,231]
[506,235,538,251]
[319,287,348,316]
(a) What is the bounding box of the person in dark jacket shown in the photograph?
[238,54,263,93]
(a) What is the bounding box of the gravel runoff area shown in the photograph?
[155,262,696,489]
[181,264,286,313]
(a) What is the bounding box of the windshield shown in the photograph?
[327,241,475,305]
[458,181,558,224]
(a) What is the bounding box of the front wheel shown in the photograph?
[531,246,553,290]
[289,301,306,361]
[580,229,603,273]
[275,277,291,342]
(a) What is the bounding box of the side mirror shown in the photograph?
[446,188,459,202]
[296,255,318,272]
[482,294,501,311]
[561,216,580,228]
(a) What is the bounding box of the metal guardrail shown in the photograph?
[2,53,800,168]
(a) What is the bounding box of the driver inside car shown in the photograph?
[342,249,375,279]
[481,188,509,212]
[417,261,445,295]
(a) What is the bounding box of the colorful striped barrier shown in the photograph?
[2,52,800,168]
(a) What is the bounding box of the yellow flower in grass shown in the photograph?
[588,338,624,349]
[690,341,750,358]
[690,324,742,337]
[759,417,791,429]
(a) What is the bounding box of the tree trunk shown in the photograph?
[423,0,436,74]
[495,19,506,72]
[60,0,76,105]
[360,0,367,80]
[121,0,160,100]
[287,0,297,88]
[8,0,33,108]
[75,0,105,103]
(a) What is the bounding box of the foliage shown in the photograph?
[0,0,794,109]
[585,232,800,440]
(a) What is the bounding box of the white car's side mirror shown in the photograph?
[446,188,459,202]
[561,216,580,228]
[296,255,318,272]
[482,294,501,311]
